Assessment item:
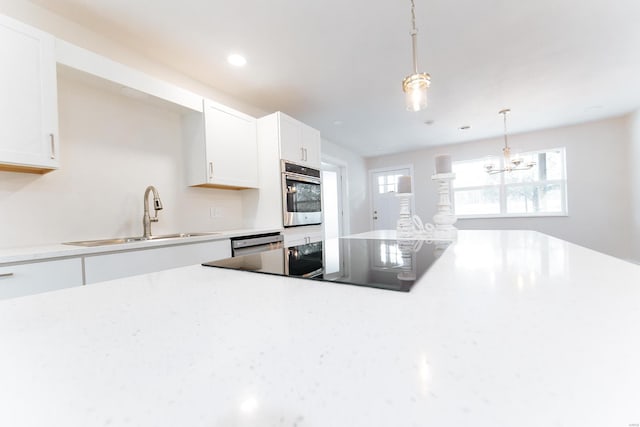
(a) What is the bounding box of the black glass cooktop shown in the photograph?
[203,238,449,292]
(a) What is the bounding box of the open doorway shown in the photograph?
[322,161,346,279]
[322,162,345,238]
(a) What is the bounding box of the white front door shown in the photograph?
[370,167,411,230]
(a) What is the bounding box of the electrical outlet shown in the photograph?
[209,207,223,218]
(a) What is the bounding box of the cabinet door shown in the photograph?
[301,124,321,168]
[84,239,231,284]
[278,113,305,163]
[0,258,83,299]
[0,14,58,173]
[204,100,258,188]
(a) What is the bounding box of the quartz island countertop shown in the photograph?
[1,230,639,426]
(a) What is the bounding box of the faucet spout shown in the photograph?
[143,185,163,238]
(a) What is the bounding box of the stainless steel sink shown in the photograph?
[63,232,221,247]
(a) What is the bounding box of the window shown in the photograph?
[377,173,404,194]
[452,148,567,218]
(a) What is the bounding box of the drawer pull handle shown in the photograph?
[0,272,14,278]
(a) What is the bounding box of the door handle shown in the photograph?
[208,162,214,180]
[49,134,56,159]
[0,272,14,278]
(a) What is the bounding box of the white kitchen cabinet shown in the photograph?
[84,239,231,284]
[278,112,321,168]
[0,258,82,299]
[184,99,258,189]
[284,226,323,247]
[0,14,59,173]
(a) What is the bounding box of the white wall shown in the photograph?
[0,76,244,249]
[630,110,640,261]
[322,139,369,235]
[367,116,636,261]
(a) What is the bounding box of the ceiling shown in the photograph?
[29,0,640,157]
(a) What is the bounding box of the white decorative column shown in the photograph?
[396,175,414,238]
[431,172,457,239]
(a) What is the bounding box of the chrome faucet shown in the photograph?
[142,185,163,238]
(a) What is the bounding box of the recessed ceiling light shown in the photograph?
[227,54,247,67]
[458,125,471,130]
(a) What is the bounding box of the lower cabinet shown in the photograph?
[84,239,231,284]
[0,258,83,299]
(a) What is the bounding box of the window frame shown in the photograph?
[452,147,569,219]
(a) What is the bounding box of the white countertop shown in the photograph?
[0,227,283,264]
[1,230,639,426]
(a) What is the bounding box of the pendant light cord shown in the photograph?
[410,0,419,74]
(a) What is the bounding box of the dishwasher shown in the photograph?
[230,232,284,257]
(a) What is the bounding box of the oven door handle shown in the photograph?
[301,267,324,279]
[283,172,321,185]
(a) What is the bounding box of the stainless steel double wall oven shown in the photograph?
[281,160,322,227]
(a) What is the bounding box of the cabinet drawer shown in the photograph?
[0,258,83,299]
[84,239,231,284]
[284,230,323,247]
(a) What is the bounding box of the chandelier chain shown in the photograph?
[502,110,509,149]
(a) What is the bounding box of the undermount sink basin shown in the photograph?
[63,232,221,247]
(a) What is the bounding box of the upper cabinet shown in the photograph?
[278,113,321,168]
[183,99,259,189]
[0,14,59,173]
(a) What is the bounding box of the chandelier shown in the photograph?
[485,109,535,174]
[402,0,431,112]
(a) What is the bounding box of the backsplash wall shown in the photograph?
[0,75,244,249]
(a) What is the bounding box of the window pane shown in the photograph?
[542,150,564,180]
[453,159,500,188]
[506,184,563,214]
[454,188,500,215]
[505,149,565,183]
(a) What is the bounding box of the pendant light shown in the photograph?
[485,109,536,174]
[402,0,431,112]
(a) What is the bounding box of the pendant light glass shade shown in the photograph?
[403,72,431,112]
